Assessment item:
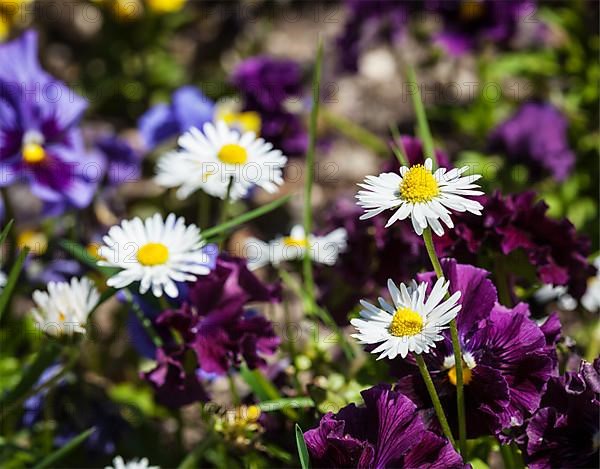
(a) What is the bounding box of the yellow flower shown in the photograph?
[146,0,186,14]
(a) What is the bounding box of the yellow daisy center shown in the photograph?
[137,242,169,266]
[283,236,309,249]
[22,142,46,164]
[218,143,248,165]
[221,110,262,134]
[448,364,473,386]
[399,165,440,203]
[17,230,48,256]
[389,307,423,337]
[58,312,66,322]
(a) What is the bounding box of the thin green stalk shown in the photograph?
[1,188,16,264]
[302,37,323,314]
[423,227,467,458]
[510,443,525,469]
[499,442,514,469]
[389,123,409,166]
[218,178,234,249]
[415,354,455,447]
[197,190,211,229]
[0,246,30,323]
[124,290,163,348]
[228,374,240,405]
[322,109,389,156]
[406,66,436,166]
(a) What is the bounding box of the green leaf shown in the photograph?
[295,424,310,469]
[302,37,323,315]
[32,427,95,469]
[201,194,292,240]
[0,219,14,246]
[406,65,436,168]
[239,366,299,420]
[58,240,117,277]
[0,341,61,409]
[258,397,314,412]
[0,247,30,322]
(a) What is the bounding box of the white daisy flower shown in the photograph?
[98,213,213,298]
[0,270,6,294]
[31,277,100,336]
[582,257,600,313]
[244,225,347,270]
[356,158,484,236]
[351,277,461,360]
[155,120,287,201]
[106,456,159,469]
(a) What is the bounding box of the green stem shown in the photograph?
[124,290,163,348]
[415,355,455,446]
[322,109,389,156]
[1,188,16,264]
[406,66,436,166]
[499,442,514,469]
[422,227,467,458]
[218,178,234,249]
[197,190,211,229]
[228,374,240,405]
[302,37,323,314]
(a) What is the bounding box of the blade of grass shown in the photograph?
[389,123,409,166]
[0,340,61,408]
[239,366,298,420]
[0,219,14,246]
[58,240,117,277]
[322,110,389,156]
[0,246,29,322]
[32,427,95,469]
[258,397,314,412]
[302,37,323,315]
[295,424,310,469]
[406,65,437,168]
[201,194,292,240]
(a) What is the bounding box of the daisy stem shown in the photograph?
[125,290,164,348]
[406,65,436,168]
[422,227,467,458]
[302,37,323,314]
[218,178,234,249]
[415,354,456,447]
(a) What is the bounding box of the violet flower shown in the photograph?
[336,0,411,72]
[394,259,558,437]
[143,255,280,406]
[438,191,596,299]
[522,358,599,468]
[304,384,464,468]
[0,30,103,215]
[95,135,142,186]
[489,102,575,181]
[426,0,534,55]
[138,85,214,149]
[231,56,308,156]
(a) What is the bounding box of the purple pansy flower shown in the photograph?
[231,56,308,156]
[95,135,142,186]
[438,191,595,299]
[521,358,599,468]
[318,197,426,323]
[0,30,102,215]
[427,0,534,55]
[489,102,575,181]
[143,255,280,407]
[304,384,464,468]
[336,0,412,72]
[138,85,214,150]
[394,260,558,437]
[142,346,210,408]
